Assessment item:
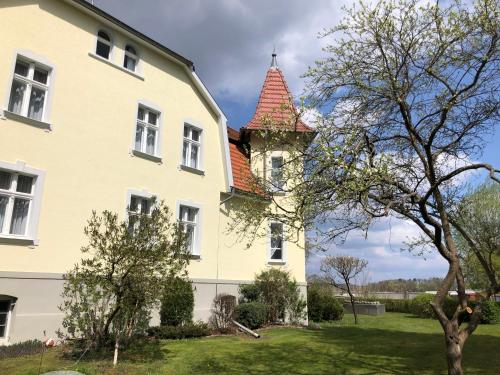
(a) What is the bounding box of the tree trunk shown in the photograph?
[113,335,119,367]
[444,324,463,375]
[350,295,358,324]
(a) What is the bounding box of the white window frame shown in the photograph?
[4,52,54,128]
[270,156,285,191]
[132,103,162,160]
[0,298,15,345]
[176,201,202,257]
[125,189,155,230]
[123,44,139,72]
[268,221,286,263]
[95,30,113,60]
[181,123,203,172]
[0,161,45,245]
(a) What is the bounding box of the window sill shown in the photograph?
[0,235,37,246]
[179,165,205,176]
[268,260,286,265]
[2,110,52,131]
[88,52,145,81]
[131,149,162,163]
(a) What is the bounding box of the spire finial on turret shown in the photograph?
[271,46,278,69]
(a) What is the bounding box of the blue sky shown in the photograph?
[95,0,498,281]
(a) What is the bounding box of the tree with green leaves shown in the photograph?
[453,182,499,291]
[58,201,189,365]
[231,1,499,373]
[320,255,368,324]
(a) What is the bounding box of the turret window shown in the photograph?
[271,156,284,190]
[269,222,284,261]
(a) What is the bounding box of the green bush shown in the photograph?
[307,288,343,322]
[160,277,194,326]
[147,322,210,339]
[234,302,268,329]
[238,283,260,303]
[0,340,44,359]
[409,294,458,319]
[480,301,500,324]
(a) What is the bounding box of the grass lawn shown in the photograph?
[1,313,499,374]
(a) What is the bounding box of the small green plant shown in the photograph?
[234,302,268,329]
[480,301,500,324]
[160,277,194,326]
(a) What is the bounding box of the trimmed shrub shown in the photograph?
[160,277,194,326]
[234,302,267,329]
[0,340,44,359]
[480,301,500,324]
[147,322,210,340]
[410,294,458,319]
[307,288,343,322]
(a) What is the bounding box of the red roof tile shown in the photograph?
[229,140,254,192]
[244,68,314,132]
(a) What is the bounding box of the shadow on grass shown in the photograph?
[186,326,500,375]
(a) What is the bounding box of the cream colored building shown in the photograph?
[0,0,310,344]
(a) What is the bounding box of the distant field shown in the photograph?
[1,313,499,374]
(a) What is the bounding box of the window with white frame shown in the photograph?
[0,300,12,339]
[182,125,202,169]
[7,58,51,122]
[271,156,284,190]
[270,222,284,261]
[127,195,153,231]
[134,106,160,156]
[0,170,36,237]
[179,205,199,254]
[124,45,138,72]
[96,31,112,59]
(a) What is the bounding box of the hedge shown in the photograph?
[160,277,194,327]
[234,302,268,329]
[147,322,211,340]
[307,289,344,322]
[0,340,44,359]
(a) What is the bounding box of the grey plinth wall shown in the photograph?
[343,303,385,316]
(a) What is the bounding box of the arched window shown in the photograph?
[96,31,112,59]
[124,45,138,72]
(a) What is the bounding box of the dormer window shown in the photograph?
[96,31,112,59]
[124,45,137,72]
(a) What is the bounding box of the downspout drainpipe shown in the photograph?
[215,187,236,296]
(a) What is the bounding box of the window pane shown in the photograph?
[124,55,136,71]
[16,175,33,194]
[0,195,8,233]
[147,112,157,125]
[135,124,144,151]
[130,196,139,212]
[271,223,283,250]
[125,45,136,55]
[97,31,110,41]
[191,129,200,142]
[182,142,189,166]
[140,198,150,214]
[137,107,145,121]
[14,60,29,77]
[187,208,196,222]
[186,225,194,251]
[8,80,27,114]
[0,325,5,338]
[28,86,46,121]
[272,157,283,169]
[146,129,156,155]
[33,67,48,84]
[190,144,199,169]
[0,301,9,312]
[96,40,110,59]
[10,198,30,235]
[183,126,189,138]
[0,313,6,325]
[271,248,282,260]
[0,172,12,190]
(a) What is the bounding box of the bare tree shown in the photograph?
[321,255,368,324]
[231,1,499,373]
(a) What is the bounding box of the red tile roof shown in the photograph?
[244,68,314,132]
